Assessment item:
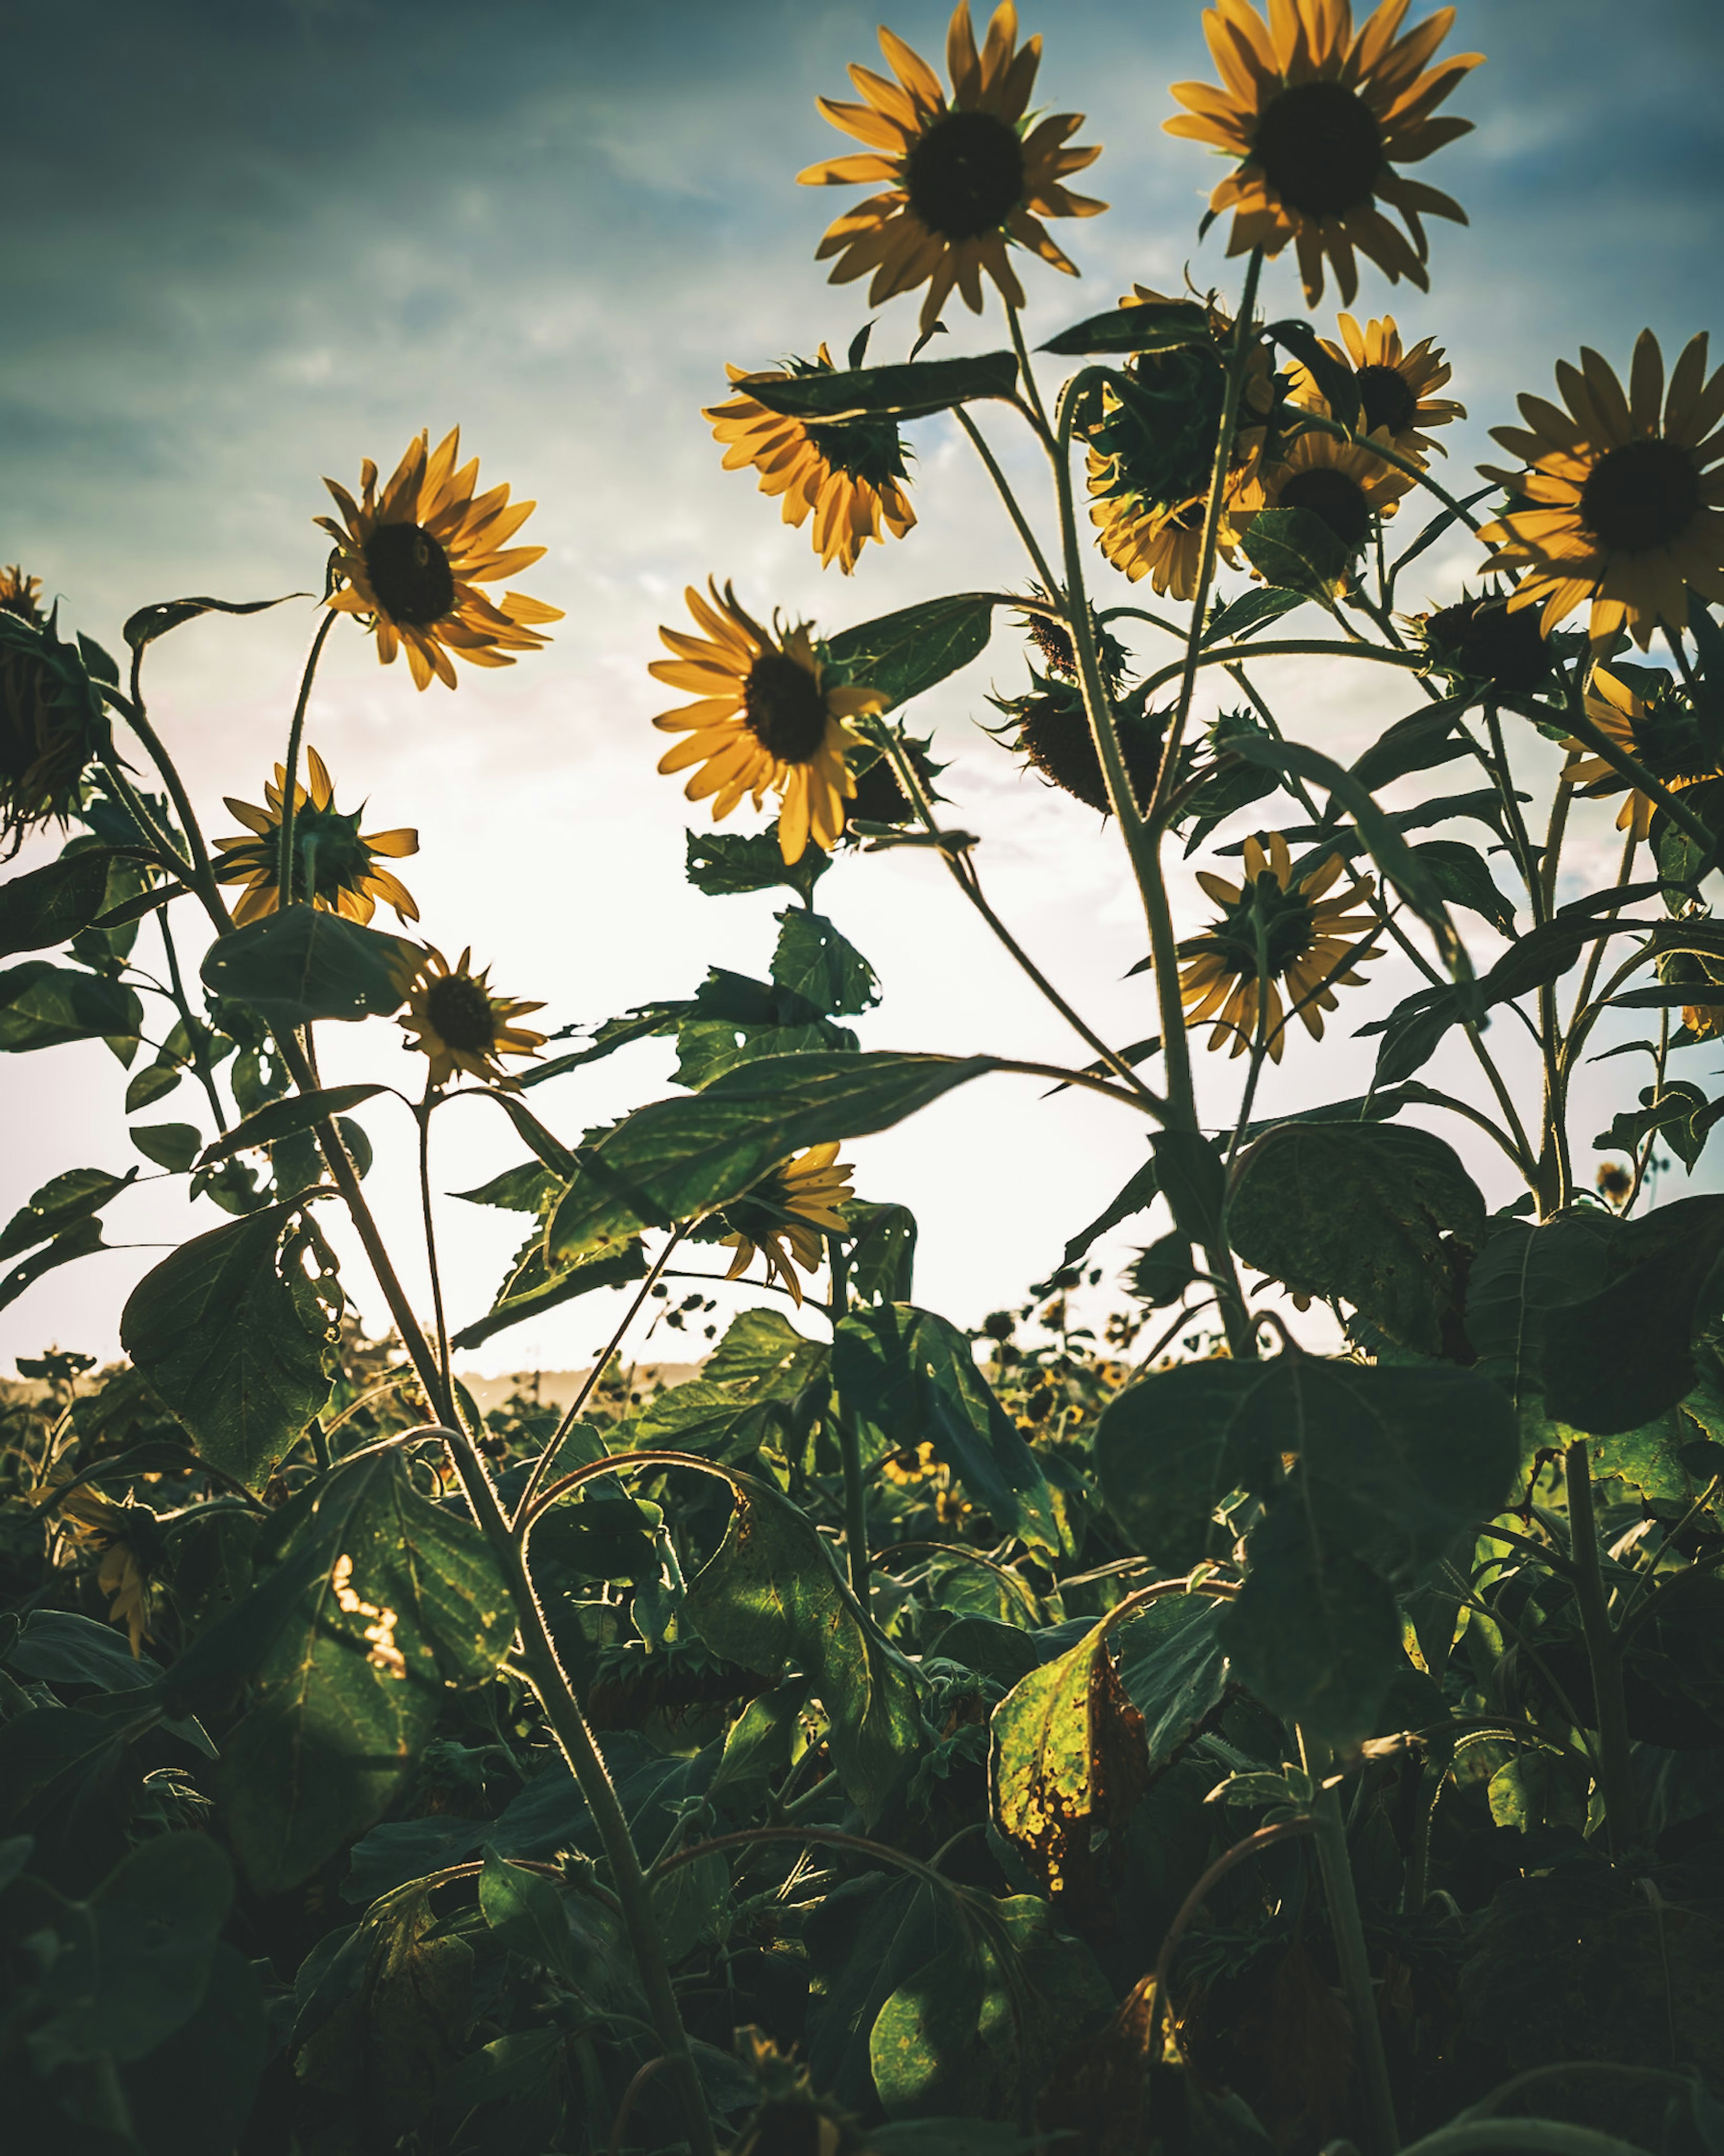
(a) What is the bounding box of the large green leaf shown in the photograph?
[0,849,115,959]
[0,1215,108,1316]
[1410,839,1516,936]
[1239,505,1352,601]
[200,908,414,1025]
[218,1454,514,1892]
[0,960,141,1050]
[449,1239,648,1352]
[1218,1516,1404,1744]
[1226,1121,1486,1354]
[825,595,998,714]
[1115,1594,1231,1767]
[772,907,879,1018]
[119,1200,335,1490]
[544,1051,994,1265]
[744,352,1016,424]
[848,1200,919,1306]
[833,1304,1068,1555]
[682,1477,922,1823]
[686,824,829,904]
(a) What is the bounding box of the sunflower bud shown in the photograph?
[0,577,108,857]
[1420,592,1551,695]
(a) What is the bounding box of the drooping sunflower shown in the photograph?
[1478,331,1724,650]
[1418,589,1550,696]
[316,428,563,691]
[398,944,547,1091]
[799,1,1106,337]
[1165,0,1480,308]
[719,1144,855,1307]
[1239,425,1416,551]
[0,581,107,857]
[651,581,885,864]
[1178,830,1381,1059]
[214,746,419,929]
[705,348,915,575]
[1560,662,1724,843]
[1287,312,1463,459]
[45,1481,157,1657]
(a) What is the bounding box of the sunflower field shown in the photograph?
[7,3,1724,2153]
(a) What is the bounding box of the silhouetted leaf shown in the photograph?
[1042,300,1211,356]
[201,909,413,1026]
[744,352,1016,423]
[826,595,998,713]
[0,961,141,1050]
[0,850,115,958]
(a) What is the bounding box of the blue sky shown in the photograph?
[2,0,1720,1371]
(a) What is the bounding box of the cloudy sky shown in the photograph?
[2,0,1720,1377]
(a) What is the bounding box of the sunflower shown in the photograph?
[46,1482,156,1656]
[799,1,1105,337]
[1559,661,1723,843]
[1092,491,1248,601]
[1478,331,1724,650]
[651,580,885,864]
[1287,312,1463,459]
[1239,425,1416,551]
[705,347,915,575]
[719,1144,855,1307]
[214,746,418,929]
[0,565,43,623]
[1166,0,1480,308]
[1418,589,1550,695]
[0,584,107,857]
[316,428,563,691]
[1178,830,1381,1059]
[398,944,547,1091]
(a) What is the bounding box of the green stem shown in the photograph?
[415,1094,454,1420]
[1302,1740,1400,2156]
[277,609,338,908]
[1562,1439,1640,1856]
[158,911,229,1134]
[953,406,1058,593]
[123,646,222,910]
[828,1236,870,1606]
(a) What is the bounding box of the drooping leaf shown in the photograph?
[683,1476,922,1823]
[199,1082,390,1165]
[1266,317,1361,430]
[1041,298,1211,356]
[772,907,880,1018]
[120,1200,335,1490]
[0,960,142,1051]
[200,908,414,1026]
[686,824,829,904]
[0,849,115,959]
[122,591,307,649]
[1409,838,1516,935]
[1218,1515,1405,1744]
[0,1216,108,1315]
[1152,1129,1226,1251]
[743,352,1017,423]
[834,1304,1068,1554]
[1115,1594,1232,1766]
[1239,507,1351,602]
[1058,1153,1159,1270]
[825,595,998,713]
[0,1165,136,1261]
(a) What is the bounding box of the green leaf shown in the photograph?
[686,825,829,904]
[847,1199,919,1306]
[544,1051,995,1265]
[1239,506,1351,601]
[1409,839,1516,936]
[744,351,1016,423]
[451,1159,557,1212]
[1041,299,1211,356]
[825,595,998,714]
[131,1120,202,1173]
[121,591,307,649]
[449,1239,649,1352]
[0,1165,135,1261]
[834,1304,1068,1554]
[0,960,142,1050]
[0,1217,107,1314]
[121,1940,266,2156]
[1226,1121,1487,1354]
[1218,1518,1403,1744]
[126,1060,182,1110]
[705,1306,827,1396]
[200,908,414,1026]
[120,1200,335,1490]
[0,850,114,959]
[1202,586,1309,646]
[218,1454,514,1891]
[477,1850,577,1980]
[683,1476,922,1823]
[1152,1130,1226,1250]
[1116,1595,1231,1766]
[198,1082,388,1166]
[1595,1080,1711,1171]
[1266,317,1360,430]
[1059,1153,1159,1270]
[1349,700,1471,793]
[772,907,880,1018]
[519,1002,683,1088]
[1095,1354,1517,1575]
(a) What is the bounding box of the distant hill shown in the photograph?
[454,1362,704,1415]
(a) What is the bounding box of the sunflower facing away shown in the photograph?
[317,428,563,691]
[1560,662,1724,843]
[1287,312,1464,459]
[398,944,546,1090]
[1179,830,1381,1059]
[1166,0,1480,308]
[215,747,419,929]
[1240,424,1416,551]
[0,572,106,856]
[720,1144,855,1306]
[46,1481,156,1657]
[799,1,1105,336]
[705,347,916,574]
[651,581,885,863]
[1479,331,1724,650]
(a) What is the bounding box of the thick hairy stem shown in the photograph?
[827,1236,871,1606]
[277,609,338,907]
[1562,1439,1640,1856]
[1302,1746,1401,2156]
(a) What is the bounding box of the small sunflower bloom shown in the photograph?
[651,581,885,864]
[47,1482,157,1657]
[705,348,916,574]
[1239,425,1416,551]
[1166,0,1480,308]
[799,1,1106,338]
[214,747,419,929]
[0,575,107,858]
[1596,1161,1634,1208]
[719,1144,855,1307]
[316,428,563,691]
[1287,313,1464,459]
[1479,331,1724,650]
[1178,830,1381,1060]
[398,944,547,1091]
[1560,663,1722,843]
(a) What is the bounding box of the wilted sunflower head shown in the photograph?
[1419,590,1551,696]
[316,427,564,690]
[1165,0,1481,308]
[842,727,943,835]
[1240,424,1416,553]
[1559,662,1722,842]
[706,347,916,575]
[1287,312,1464,459]
[1012,585,1128,686]
[651,580,885,864]
[1178,830,1381,1059]
[990,670,1164,817]
[214,746,420,929]
[397,944,547,1091]
[0,598,107,858]
[719,1144,854,1306]
[1480,331,1724,650]
[799,2,1107,336]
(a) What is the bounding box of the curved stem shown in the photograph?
[1150,1819,1316,2062]
[1140,638,1433,701]
[121,647,221,908]
[277,609,338,908]
[954,406,1058,593]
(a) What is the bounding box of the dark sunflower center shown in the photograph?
[1253,80,1384,217]
[1579,438,1701,555]
[363,521,456,627]
[1356,363,1417,438]
[425,973,496,1054]
[1279,466,1373,550]
[903,108,1025,242]
[743,651,829,764]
